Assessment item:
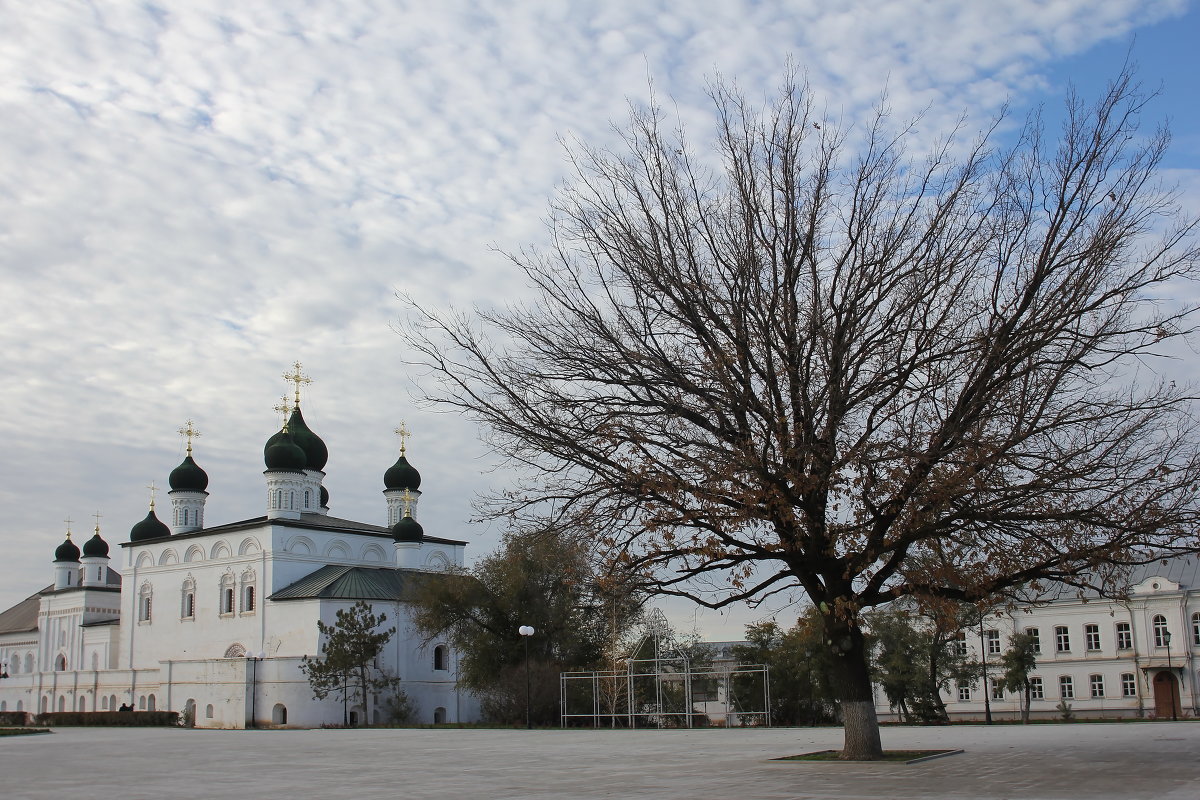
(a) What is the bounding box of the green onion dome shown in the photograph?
[54,536,81,562]
[82,531,110,558]
[169,455,209,492]
[391,515,424,543]
[264,428,307,471]
[287,406,328,471]
[384,454,422,491]
[320,485,329,507]
[130,508,171,542]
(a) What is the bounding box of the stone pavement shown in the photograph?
[3,722,1198,799]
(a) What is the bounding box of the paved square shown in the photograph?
[4,722,1198,799]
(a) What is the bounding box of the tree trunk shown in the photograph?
[824,617,884,760]
[1022,683,1031,724]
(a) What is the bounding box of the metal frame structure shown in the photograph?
[559,610,770,728]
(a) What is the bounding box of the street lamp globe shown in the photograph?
[519,625,535,637]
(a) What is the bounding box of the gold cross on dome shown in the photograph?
[92,510,102,534]
[273,394,292,426]
[401,489,414,517]
[394,421,411,455]
[146,481,158,510]
[63,516,73,537]
[284,361,312,405]
[178,419,201,456]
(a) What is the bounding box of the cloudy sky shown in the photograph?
[2,0,1198,638]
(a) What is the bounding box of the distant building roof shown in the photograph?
[121,512,466,547]
[1022,553,1200,603]
[0,588,48,635]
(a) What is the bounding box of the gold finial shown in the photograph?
[284,361,312,406]
[273,394,292,426]
[92,510,102,534]
[63,517,73,538]
[178,419,201,456]
[394,422,411,456]
[146,481,158,511]
[401,488,414,517]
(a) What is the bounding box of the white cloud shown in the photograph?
[0,0,1194,638]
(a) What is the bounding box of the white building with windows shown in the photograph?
[0,379,479,728]
[876,557,1200,720]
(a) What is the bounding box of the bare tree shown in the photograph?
[405,69,1200,758]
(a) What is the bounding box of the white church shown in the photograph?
[0,367,478,728]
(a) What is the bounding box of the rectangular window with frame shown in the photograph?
[1030,677,1044,700]
[991,681,1004,701]
[1116,622,1132,650]
[1090,674,1104,698]
[1055,626,1070,652]
[985,629,1001,655]
[1059,676,1074,699]
[1121,673,1136,697]
[222,588,234,615]
[957,680,971,702]
[952,634,968,657]
[1085,624,1101,651]
[1025,627,1041,653]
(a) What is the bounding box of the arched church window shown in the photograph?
[182,577,196,619]
[304,490,311,509]
[240,570,257,614]
[434,645,448,671]
[139,582,153,622]
[220,573,235,615]
[58,696,66,712]
[25,653,34,672]
[206,704,214,719]
[91,652,99,670]
[147,694,156,712]
[55,654,67,671]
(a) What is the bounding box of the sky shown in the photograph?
[1,0,1198,639]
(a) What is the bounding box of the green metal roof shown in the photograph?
[270,565,428,602]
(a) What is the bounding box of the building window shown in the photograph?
[957,680,971,702]
[1085,624,1101,652]
[220,573,235,615]
[991,681,1004,701]
[1192,613,1200,647]
[243,585,255,612]
[952,633,968,657]
[1055,626,1070,652]
[102,695,109,710]
[304,490,311,509]
[181,578,196,619]
[1153,615,1169,648]
[1090,674,1105,698]
[985,629,1001,655]
[1121,673,1136,697]
[434,645,448,671]
[138,583,153,623]
[206,704,214,719]
[1059,676,1074,699]
[1116,622,1132,650]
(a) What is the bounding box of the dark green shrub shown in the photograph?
[33,711,179,727]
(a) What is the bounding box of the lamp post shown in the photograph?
[1164,631,1177,721]
[519,625,535,729]
[245,651,265,728]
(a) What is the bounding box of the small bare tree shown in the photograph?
[405,69,1200,758]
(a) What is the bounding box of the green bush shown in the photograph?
[0,711,29,726]
[33,711,180,727]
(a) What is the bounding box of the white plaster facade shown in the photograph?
[0,404,480,728]
[873,556,1200,721]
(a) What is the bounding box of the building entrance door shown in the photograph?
[1152,670,1180,718]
